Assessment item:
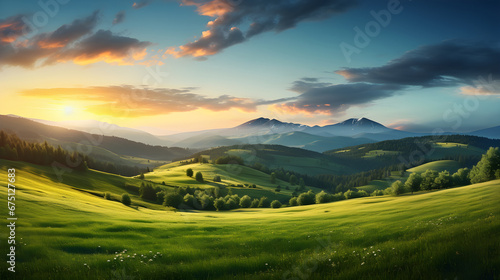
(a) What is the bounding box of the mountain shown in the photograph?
[22,116,173,146]
[469,125,500,139]
[304,117,390,137]
[0,115,192,161]
[231,117,307,135]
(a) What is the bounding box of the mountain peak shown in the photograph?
[337,117,385,128]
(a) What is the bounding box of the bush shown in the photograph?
[215,155,244,165]
[297,190,315,205]
[195,172,204,182]
[390,180,404,196]
[183,194,194,207]
[289,197,298,206]
[139,182,157,201]
[371,190,384,196]
[225,198,238,210]
[469,147,500,184]
[164,193,183,208]
[239,195,252,208]
[213,175,222,182]
[156,191,165,204]
[121,193,131,206]
[104,192,111,200]
[315,190,331,204]
[186,168,193,177]
[258,196,271,208]
[250,198,260,208]
[271,200,282,208]
[214,197,225,211]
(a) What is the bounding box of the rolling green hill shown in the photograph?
[0,160,498,279]
[407,160,462,174]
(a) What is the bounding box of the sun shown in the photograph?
[64,106,75,116]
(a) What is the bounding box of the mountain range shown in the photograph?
[3,114,500,153]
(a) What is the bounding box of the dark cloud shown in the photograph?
[272,82,402,115]
[133,0,152,9]
[21,86,258,117]
[113,11,126,25]
[50,30,152,65]
[336,41,500,87]
[0,12,151,68]
[168,0,357,58]
[289,80,332,94]
[33,11,99,49]
[0,14,30,43]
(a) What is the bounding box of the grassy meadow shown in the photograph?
[1,159,499,279]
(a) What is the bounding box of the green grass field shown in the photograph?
[0,159,499,279]
[407,160,462,174]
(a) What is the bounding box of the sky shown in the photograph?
[0,0,499,134]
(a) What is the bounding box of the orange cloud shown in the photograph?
[20,86,258,118]
[182,0,234,17]
[460,85,500,96]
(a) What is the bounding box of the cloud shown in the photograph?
[34,11,99,49]
[0,12,152,68]
[20,86,258,117]
[168,0,357,58]
[132,0,152,9]
[336,41,500,87]
[271,82,402,115]
[49,30,152,65]
[0,14,30,43]
[113,11,126,25]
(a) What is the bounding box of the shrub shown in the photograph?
[371,190,384,196]
[297,190,315,205]
[195,172,204,182]
[214,197,225,211]
[315,190,331,204]
[239,195,252,208]
[104,192,111,200]
[186,168,193,177]
[250,198,260,208]
[258,196,271,208]
[183,194,194,207]
[156,191,165,204]
[331,192,345,201]
[225,198,238,210]
[164,193,183,208]
[213,175,222,182]
[121,193,131,206]
[271,200,282,208]
[390,180,404,196]
[215,155,244,165]
[289,197,298,206]
[139,183,157,201]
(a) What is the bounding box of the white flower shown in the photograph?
[361,262,365,265]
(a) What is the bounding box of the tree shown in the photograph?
[139,173,145,180]
[297,190,315,205]
[195,171,204,182]
[183,194,194,207]
[469,147,500,184]
[213,175,222,182]
[164,193,183,208]
[270,172,277,184]
[434,171,452,189]
[225,198,238,210]
[104,192,111,200]
[315,190,331,204]
[139,183,157,201]
[289,174,298,185]
[186,168,194,177]
[270,200,282,209]
[299,178,305,189]
[258,196,271,208]
[239,195,252,208]
[156,191,166,204]
[421,169,439,190]
[121,193,131,206]
[275,185,281,192]
[404,173,422,194]
[390,180,404,196]
[214,197,225,211]
[289,197,298,206]
[250,198,260,208]
[452,168,470,186]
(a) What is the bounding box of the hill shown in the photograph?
[0,115,193,162]
[1,159,498,279]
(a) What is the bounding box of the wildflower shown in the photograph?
[374,254,377,256]
[107,260,110,262]
[361,262,365,265]
[265,263,268,266]
[149,259,153,262]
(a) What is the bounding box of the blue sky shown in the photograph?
[0,0,499,133]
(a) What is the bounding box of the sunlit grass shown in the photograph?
[0,159,498,279]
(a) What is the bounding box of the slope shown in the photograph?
[0,160,498,279]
